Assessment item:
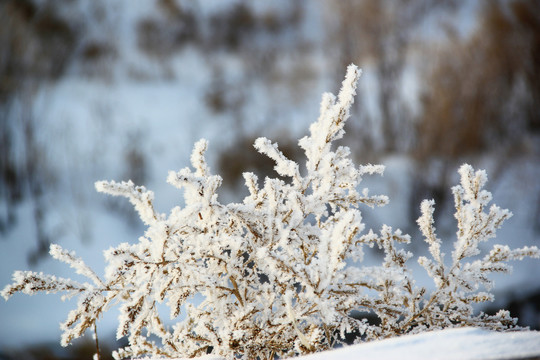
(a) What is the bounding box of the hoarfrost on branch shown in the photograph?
[2,65,539,360]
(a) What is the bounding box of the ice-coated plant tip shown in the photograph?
[2,64,539,360]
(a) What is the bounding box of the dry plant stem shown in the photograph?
[94,323,101,360]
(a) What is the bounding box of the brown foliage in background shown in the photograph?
[416,0,540,160]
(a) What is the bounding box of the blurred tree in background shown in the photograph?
[0,0,81,263]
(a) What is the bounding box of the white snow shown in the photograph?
[300,328,540,360]
[156,328,540,360]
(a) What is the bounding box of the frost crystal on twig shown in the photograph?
[2,65,539,360]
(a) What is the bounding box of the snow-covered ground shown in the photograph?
[298,328,540,360]
[158,328,540,360]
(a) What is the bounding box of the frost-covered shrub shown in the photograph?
[2,65,539,360]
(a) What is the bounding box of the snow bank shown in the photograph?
[300,328,540,360]
[158,328,540,360]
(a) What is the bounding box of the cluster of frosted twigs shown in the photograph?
[2,65,538,360]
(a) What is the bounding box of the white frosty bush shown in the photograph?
[2,65,539,360]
